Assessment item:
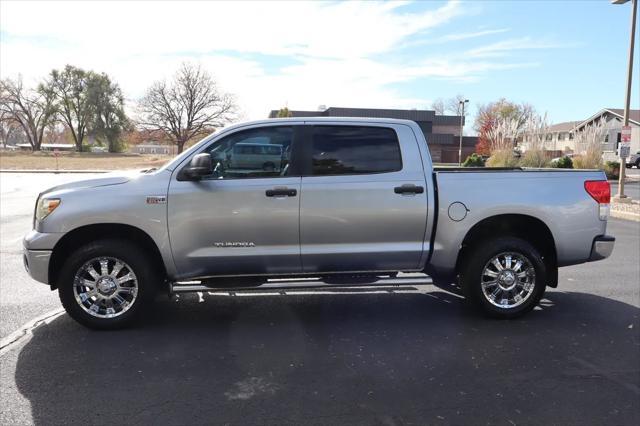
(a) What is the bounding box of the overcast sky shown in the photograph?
[1,0,639,126]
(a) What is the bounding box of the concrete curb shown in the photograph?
[611,209,640,222]
[0,169,110,173]
[0,309,65,357]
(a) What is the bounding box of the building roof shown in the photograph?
[547,121,582,133]
[573,108,640,131]
[604,108,640,124]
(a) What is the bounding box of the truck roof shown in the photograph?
[226,116,420,130]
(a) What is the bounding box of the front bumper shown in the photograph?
[23,230,63,285]
[23,248,52,284]
[588,235,615,261]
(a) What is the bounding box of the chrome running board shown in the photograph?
[169,273,433,295]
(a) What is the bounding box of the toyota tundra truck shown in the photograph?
[23,118,615,329]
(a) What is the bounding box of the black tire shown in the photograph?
[460,237,547,319]
[58,239,158,330]
[635,159,640,169]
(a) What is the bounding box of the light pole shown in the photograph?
[612,0,637,199]
[458,99,469,166]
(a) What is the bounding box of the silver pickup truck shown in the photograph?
[23,118,615,329]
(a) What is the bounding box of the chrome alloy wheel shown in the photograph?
[480,252,536,309]
[73,257,139,318]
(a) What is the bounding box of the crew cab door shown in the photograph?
[168,124,303,279]
[299,123,428,273]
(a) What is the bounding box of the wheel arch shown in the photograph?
[455,214,558,288]
[49,223,167,289]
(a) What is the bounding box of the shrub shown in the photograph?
[519,149,549,168]
[572,152,602,169]
[462,153,485,167]
[552,156,573,169]
[603,161,620,179]
[486,149,519,167]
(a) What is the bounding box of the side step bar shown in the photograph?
[169,273,433,295]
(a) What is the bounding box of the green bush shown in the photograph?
[603,161,620,179]
[462,153,485,167]
[552,156,573,169]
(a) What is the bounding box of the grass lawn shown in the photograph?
[0,151,175,171]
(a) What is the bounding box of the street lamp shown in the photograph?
[458,99,469,166]
[612,0,637,200]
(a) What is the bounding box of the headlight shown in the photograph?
[35,198,61,222]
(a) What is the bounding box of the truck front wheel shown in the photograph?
[58,239,158,329]
[460,237,546,318]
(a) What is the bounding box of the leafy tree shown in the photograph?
[89,74,129,152]
[462,153,485,167]
[276,107,292,118]
[138,63,236,153]
[45,65,98,152]
[0,77,57,151]
[474,98,534,156]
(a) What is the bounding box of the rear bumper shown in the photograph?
[588,235,615,262]
[23,248,51,284]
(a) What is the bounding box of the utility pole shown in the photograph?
[612,0,637,199]
[458,99,469,166]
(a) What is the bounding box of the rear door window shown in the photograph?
[311,126,402,176]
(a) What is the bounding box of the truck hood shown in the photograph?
[42,171,140,195]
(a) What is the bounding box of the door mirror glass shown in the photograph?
[186,153,213,179]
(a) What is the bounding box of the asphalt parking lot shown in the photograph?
[1,172,639,425]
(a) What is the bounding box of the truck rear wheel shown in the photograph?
[460,237,546,318]
[58,239,157,330]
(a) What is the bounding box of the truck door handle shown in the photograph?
[266,187,297,197]
[394,184,424,195]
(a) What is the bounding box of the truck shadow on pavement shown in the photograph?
[11,290,640,426]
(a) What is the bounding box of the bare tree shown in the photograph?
[446,94,468,117]
[137,63,236,153]
[431,98,445,115]
[0,109,18,148]
[0,77,57,151]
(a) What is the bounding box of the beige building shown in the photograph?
[131,142,176,155]
[520,108,640,161]
[572,108,640,162]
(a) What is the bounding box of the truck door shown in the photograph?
[299,123,428,273]
[168,124,303,278]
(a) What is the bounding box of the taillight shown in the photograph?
[584,180,610,220]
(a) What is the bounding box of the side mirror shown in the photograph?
[185,153,213,180]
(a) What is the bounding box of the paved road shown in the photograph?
[0,173,97,339]
[611,180,640,200]
[0,172,639,425]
